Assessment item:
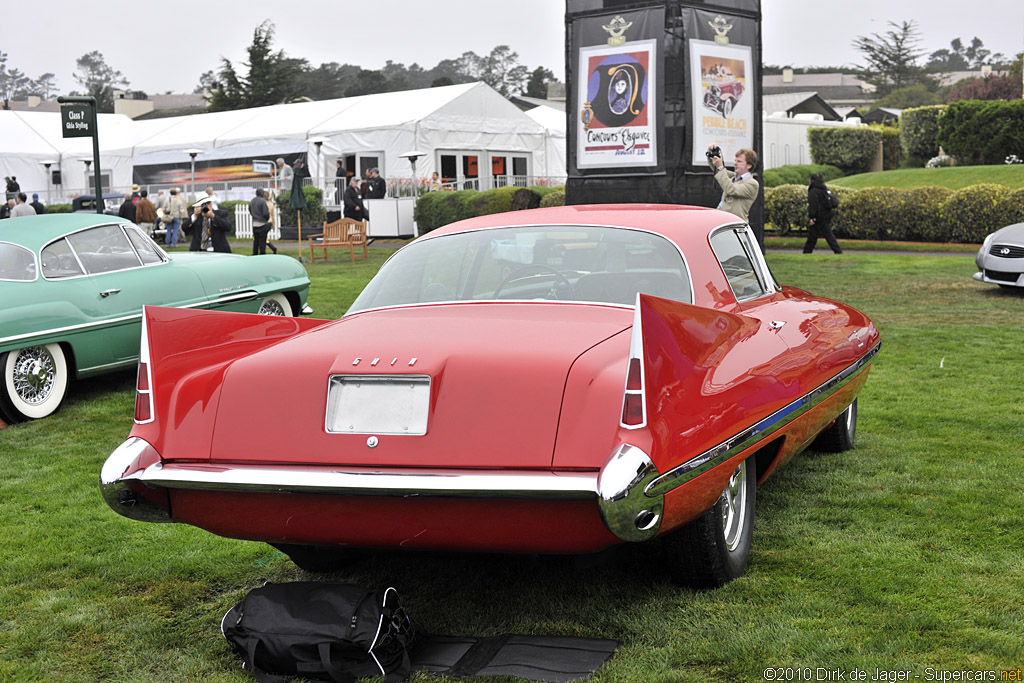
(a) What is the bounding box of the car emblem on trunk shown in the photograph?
[367,436,379,448]
[351,357,418,367]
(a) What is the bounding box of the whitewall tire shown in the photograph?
[258,292,291,316]
[0,344,70,423]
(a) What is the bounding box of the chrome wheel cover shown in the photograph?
[12,346,57,406]
[259,297,286,316]
[720,462,748,551]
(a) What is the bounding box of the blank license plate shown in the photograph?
[326,375,430,435]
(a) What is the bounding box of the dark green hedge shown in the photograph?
[808,127,882,175]
[900,105,945,167]
[808,126,905,175]
[762,164,844,189]
[895,186,953,241]
[831,186,903,240]
[415,187,555,233]
[413,189,479,233]
[940,183,1024,242]
[766,182,1023,243]
[872,125,904,171]
[937,100,1024,165]
[764,184,858,235]
[46,204,73,214]
[540,188,566,207]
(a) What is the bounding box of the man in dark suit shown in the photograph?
[365,167,387,199]
[183,192,232,253]
[343,176,368,221]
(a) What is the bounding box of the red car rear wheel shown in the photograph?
[662,456,756,589]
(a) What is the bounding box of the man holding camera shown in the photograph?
[183,192,232,253]
[707,143,759,223]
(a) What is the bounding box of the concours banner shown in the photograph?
[577,39,658,169]
[689,39,753,166]
[568,6,664,176]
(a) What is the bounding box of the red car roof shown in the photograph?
[424,204,745,254]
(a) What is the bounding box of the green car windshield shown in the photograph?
[348,225,691,313]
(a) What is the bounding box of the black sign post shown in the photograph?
[565,0,764,244]
[58,96,104,214]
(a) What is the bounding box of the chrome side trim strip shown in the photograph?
[130,461,599,500]
[1,313,143,345]
[644,341,881,498]
[0,291,263,346]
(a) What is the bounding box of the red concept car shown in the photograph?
[102,205,880,588]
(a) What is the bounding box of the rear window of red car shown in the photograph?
[348,225,692,313]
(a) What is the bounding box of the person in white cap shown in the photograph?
[183,192,232,253]
[276,157,293,195]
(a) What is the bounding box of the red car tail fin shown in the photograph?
[620,297,647,429]
[626,293,760,432]
[135,306,331,433]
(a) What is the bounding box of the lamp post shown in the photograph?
[399,150,427,198]
[185,148,203,200]
[82,159,92,194]
[309,136,330,198]
[40,160,57,205]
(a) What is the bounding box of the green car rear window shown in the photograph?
[0,243,36,281]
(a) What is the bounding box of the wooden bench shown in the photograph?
[308,218,368,263]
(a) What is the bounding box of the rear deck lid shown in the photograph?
[208,303,630,469]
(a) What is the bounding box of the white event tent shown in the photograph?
[525,104,567,180]
[1,82,565,202]
[130,82,561,195]
[0,110,138,200]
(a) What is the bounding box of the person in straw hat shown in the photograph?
[182,191,232,253]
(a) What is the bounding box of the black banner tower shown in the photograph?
[565,0,764,242]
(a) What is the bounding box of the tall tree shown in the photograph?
[30,73,58,100]
[524,67,556,99]
[428,52,481,86]
[852,20,932,96]
[926,39,969,72]
[481,45,529,97]
[205,20,302,111]
[344,69,389,98]
[292,62,351,100]
[73,51,129,112]
[0,51,31,109]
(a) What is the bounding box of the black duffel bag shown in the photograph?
[222,582,415,683]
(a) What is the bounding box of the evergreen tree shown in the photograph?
[481,46,528,97]
[852,20,933,96]
[524,67,555,99]
[72,51,129,112]
[206,21,302,111]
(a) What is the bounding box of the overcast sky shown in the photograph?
[4,0,1022,96]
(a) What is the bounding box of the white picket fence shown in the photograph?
[233,205,283,240]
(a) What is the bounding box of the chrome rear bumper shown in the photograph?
[100,438,664,542]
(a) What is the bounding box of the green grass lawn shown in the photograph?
[765,236,979,253]
[2,252,1023,682]
[831,164,1024,191]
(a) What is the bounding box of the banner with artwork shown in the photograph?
[689,39,753,166]
[576,39,658,169]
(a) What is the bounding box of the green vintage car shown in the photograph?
[0,213,311,423]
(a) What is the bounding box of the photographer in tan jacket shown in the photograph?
[707,144,759,223]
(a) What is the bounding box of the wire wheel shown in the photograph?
[0,344,69,422]
[258,293,290,316]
